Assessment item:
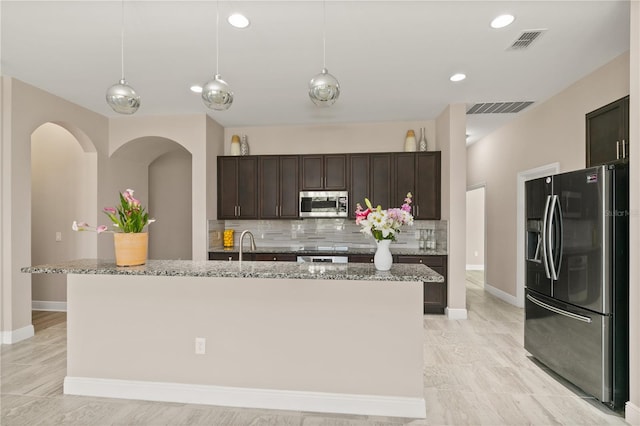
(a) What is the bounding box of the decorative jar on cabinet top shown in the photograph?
[230,135,241,156]
[404,130,417,152]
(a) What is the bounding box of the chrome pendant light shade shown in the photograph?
[309,68,340,107]
[202,1,233,111]
[202,74,234,110]
[106,0,140,114]
[309,0,339,107]
[106,79,140,114]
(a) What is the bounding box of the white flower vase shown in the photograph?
[374,239,393,271]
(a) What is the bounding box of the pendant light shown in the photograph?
[202,0,234,111]
[105,0,140,114]
[308,0,340,107]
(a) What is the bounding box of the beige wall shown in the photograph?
[467,52,630,299]
[148,149,192,260]
[465,187,485,269]
[108,116,212,261]
[224,121,436,156]
[436,104,467,318]
[627,3,639,423]
[1,77,109,340]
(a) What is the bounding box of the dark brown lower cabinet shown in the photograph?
[348,254,375,263]
[253,253,297,262]
[394,255,447,314]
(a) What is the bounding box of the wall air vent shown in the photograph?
[467,101,534,114]
[508,29,546,50]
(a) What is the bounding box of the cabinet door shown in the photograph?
[259,156,279,219]
[395,255,447,314]
[279,156,300,218]
[301,155,324,190]
[349,154,370,217]
[218,157,239,219]
[237,157,258,218]
[586,96,629,167]
[415,152,441,220]
[393,153,416,210]
[324,155,348,190]
[370,153,393,211]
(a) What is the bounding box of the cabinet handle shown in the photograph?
[238,206,241,216]
[228,256,232,261]
[623,139,627,159]
[616,141,620,160]
[416,205,420,217]
[276,205,279,216]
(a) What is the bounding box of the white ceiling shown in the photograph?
[0,1,630,144]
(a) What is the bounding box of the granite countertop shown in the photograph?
[209,246,448,256]
[22,259,444,283]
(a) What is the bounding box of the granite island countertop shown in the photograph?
[208,246,447,256]
[22,259,444,283]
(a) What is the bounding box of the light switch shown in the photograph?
[55,232,62,242]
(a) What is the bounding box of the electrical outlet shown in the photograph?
[56,232,62,242]
[195,337,206,355]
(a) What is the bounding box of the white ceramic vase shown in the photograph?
[374,239,393,271]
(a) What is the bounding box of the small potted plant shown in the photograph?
[73,189,155,266]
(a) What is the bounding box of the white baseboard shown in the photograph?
[445,307,468,320]
[1,324,35,344]
[484,282,520,307]
[64,376,426,419]
[626,401,640,425]
[465,264,484,271]
[32,300,67,312]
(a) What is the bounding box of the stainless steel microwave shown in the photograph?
[299,191,348,218]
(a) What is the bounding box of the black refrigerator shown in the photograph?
[524,163,628,409]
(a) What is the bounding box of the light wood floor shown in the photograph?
[1,277,629,426]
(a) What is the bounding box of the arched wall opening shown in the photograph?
[31,122,97,309]
[110,137,192,260]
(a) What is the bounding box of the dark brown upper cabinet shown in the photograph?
[586,95,629,167]
[348,153,393,218]
[393,152,441,220]
[300,154,348,190]
[259,156,299,219]
[217,156,259,219]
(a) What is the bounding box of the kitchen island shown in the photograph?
[22,259,443,418]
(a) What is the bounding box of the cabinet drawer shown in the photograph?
[209,252,240,261]
[349,254,375,263]
[254,253,297,262]
[395,255,445,268]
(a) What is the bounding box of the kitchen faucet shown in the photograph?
[238,230,256,264]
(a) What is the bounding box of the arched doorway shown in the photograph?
[31,122,97,310]
[110,137,192,260]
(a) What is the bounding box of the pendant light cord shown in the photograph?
[216,0,220,75]
[120,0,125,80]
[322,0,326,69]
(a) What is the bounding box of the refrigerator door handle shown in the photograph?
[547,194,562,280]
[526,294,592,323]
[542,195,552,279]
[554,194,563,277]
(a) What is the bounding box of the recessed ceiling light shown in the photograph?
[190,85,203,93]
[491,14,515,29]
[450,73,466,82]
[228,13,250,29]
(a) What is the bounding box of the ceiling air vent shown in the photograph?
[467,101,534,115]
[508,29,546,50]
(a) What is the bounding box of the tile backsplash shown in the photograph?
[209,219,447,252]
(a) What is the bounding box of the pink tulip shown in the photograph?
[104,207,117,215]
[96,225,108,234]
